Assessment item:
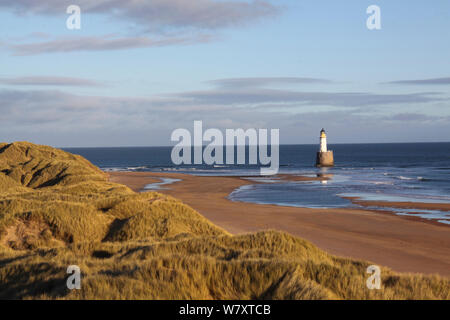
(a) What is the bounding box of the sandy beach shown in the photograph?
[109,171,450,276]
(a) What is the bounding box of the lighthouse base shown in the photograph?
[316,151,334,167]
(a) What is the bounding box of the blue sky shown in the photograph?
[0,0,449,147]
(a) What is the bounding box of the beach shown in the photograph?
[109,171,450,276]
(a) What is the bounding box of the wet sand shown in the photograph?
[347,198,450,212]
[109,171,450,276]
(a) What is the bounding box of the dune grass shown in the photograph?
[0,142,448,300]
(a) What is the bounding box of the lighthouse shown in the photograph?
[316,128,334,167]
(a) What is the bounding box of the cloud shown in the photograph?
[0,0,278,30]
[382,113,446,122]
[208,77,333,88]
[161,78,444,107]
[1,1,277,55]
[10,34,214,55]
[173,88,444,107]
[386,77,450,85]
[0,89,135,132]
[0,76,103,87]
[0,86,445,128]
[1,87,449,146]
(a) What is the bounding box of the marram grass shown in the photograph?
[0,142,448,300]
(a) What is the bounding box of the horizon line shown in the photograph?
[59,140,450,149]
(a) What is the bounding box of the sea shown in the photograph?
[64,143,450,225]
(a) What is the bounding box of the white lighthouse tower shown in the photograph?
[320,128,328,152]
[316,128,334,167]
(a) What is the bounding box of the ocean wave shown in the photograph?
[371,181,394,185]
[396,176,414,180]
[102,166,149,172]
[102,167,128,172]
[161,167,198,172]
[390,176,444,182]
[103,168,120,172]
[127,166,148,171]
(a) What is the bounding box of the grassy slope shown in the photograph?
[0,142,448,300]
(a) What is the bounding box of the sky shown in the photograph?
[0,0,449,147]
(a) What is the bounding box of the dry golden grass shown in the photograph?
[0,142,448,300]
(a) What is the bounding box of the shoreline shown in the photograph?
[109,171,450,276]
